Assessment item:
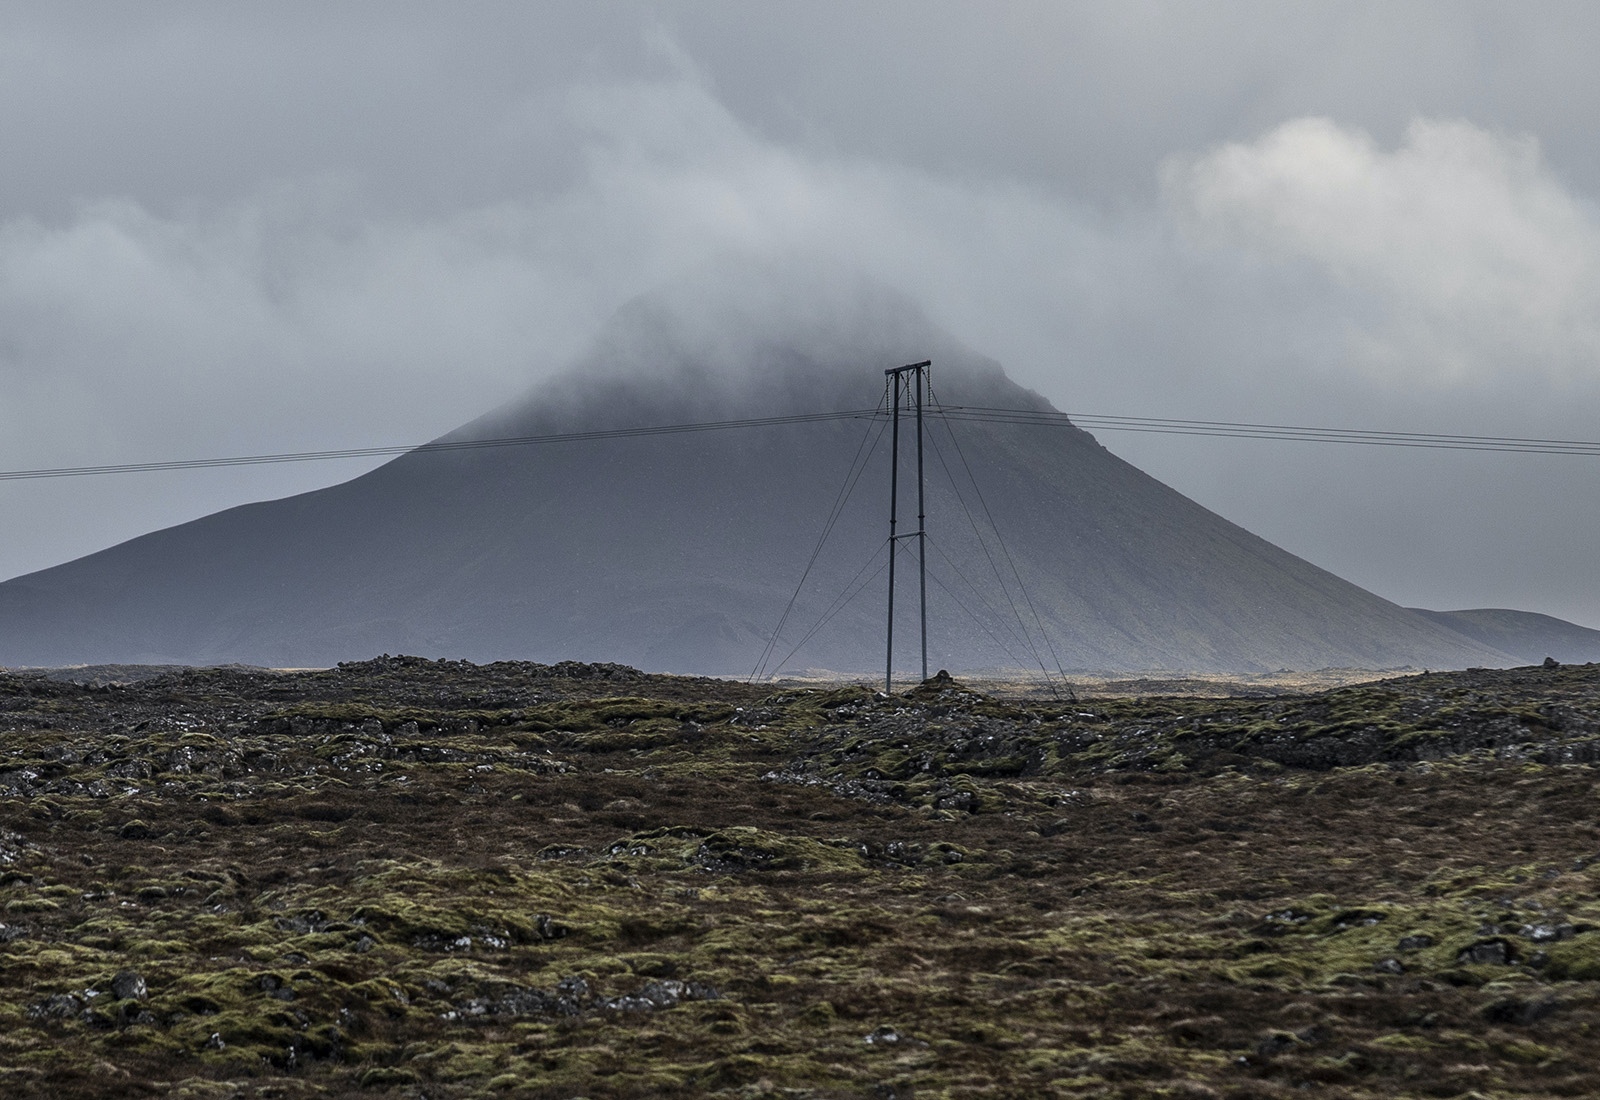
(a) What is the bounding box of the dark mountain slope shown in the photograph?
[1411,608,1600,666]
[0,266,1514,674]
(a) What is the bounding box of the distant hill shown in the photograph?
[0,262,1518,675]
[1409,608,1600,666]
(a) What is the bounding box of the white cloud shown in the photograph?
[1164,116,1600,384]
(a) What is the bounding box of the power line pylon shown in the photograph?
[884,360,931,694]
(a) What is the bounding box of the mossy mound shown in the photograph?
[5,659,1600,1096]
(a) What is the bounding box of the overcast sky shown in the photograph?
[5,1,1600,627]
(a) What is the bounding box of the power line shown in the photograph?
[924,536,1040,673]
[0,409,881,482]
[767,540,895,678]
[6,404,1600,483]
[750,394,890,681]
[937,406,1600,456]
[929,405,1071,696]
[924,424,1044,669]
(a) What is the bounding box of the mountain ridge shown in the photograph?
[0,266,1533,674]
[1410,608,1600,667]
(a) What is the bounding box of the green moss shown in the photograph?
[359,1066,419,1087]
[1496,1037,1562,1064]
[8,660,1600,1097]
[4,897,59,914]
[1539,937,1600,980]
[1370,1032,1435,1050]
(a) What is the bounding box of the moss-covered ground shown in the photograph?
[4,655,1600,1098]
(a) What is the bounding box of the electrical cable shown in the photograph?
[923,533,1036,663]
[767,540,894,678]
[9,404,1600,483]
[923,427,1042,665]
[750,417,885,680]
[16,383,1598,690]
[0,409,882,482]
[929,390,1071,696]
[923,537,1041,674]
[749,393,890,681]
[925,406,1063,691]
[935,406,1600,456]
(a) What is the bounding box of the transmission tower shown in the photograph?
[884,360,931,693]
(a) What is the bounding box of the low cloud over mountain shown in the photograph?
[0,265,1534,674]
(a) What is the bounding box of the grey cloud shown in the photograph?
[2,3,1600,635]
[9,2,1600,218]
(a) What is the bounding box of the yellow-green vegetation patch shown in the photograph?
[6,659,1600,1097]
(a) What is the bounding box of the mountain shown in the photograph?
[1410,608,1600,666]
[0,262,1524,675]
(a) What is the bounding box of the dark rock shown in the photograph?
[117,820,152,840]
[26,993,83,1021]
[1330,908,1387,929]
[440,974,599,1021]
[1544,657,1561,668]
[1520,922,1575,943]
[260,975,296,1001]
[1482,996,1559,1026]
[1396,933,1434,951]
[110,971,148,1001]
[477,979,564,1020]
[1374,957,1404,974]
[1261,908,1315,928]
[1255,1031,1298,1057]
[535,914,569,940]
[1457,938,1514,966]
[273,910,331,935]
[601,979,720,1013]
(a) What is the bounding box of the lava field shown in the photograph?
[4,656,1600,1099]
